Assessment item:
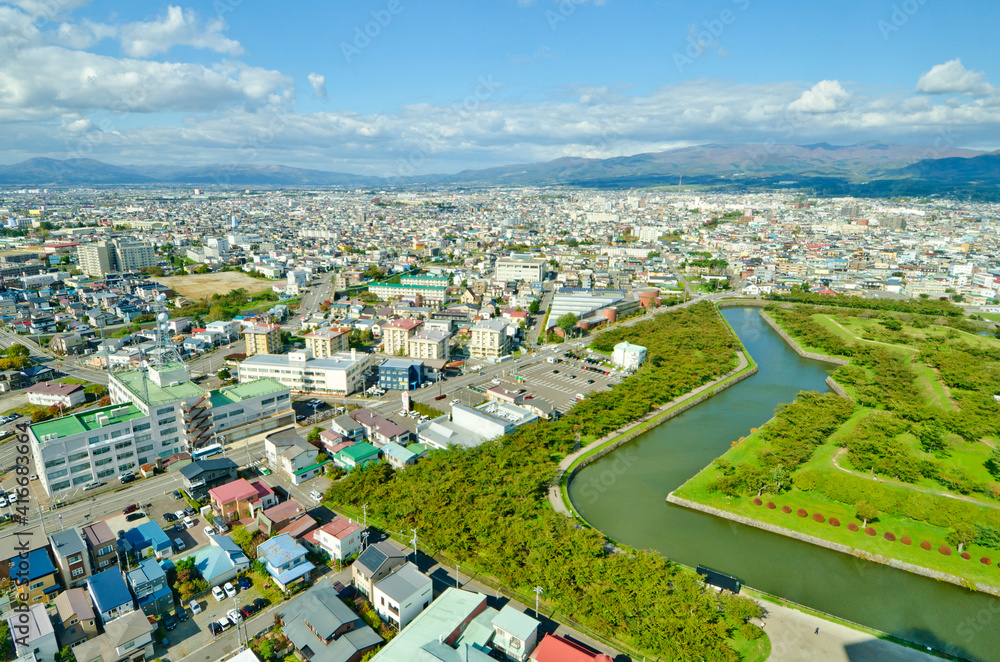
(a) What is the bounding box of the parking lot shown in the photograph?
[512,353,622,414]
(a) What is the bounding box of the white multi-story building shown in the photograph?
[303,327,351,358]
[612,341,646,371]
[29,363,293,498]
[238,350,373,395]
[495,255,546,283]
[382,318,423,356]
[468,319,510,359]
[407,329,451,361]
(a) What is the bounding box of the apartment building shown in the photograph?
[382,318,423,356]
[243,323,282,356]
[407,329,451,361]
[76,240,155,278]
[468,319,511,359]
[303,326,351,358]
[495,255,546,283]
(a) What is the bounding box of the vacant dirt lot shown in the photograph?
[155,272,274,299]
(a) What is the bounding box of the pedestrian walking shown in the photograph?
[815,627,819,635]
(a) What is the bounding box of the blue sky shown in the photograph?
[1,0,999,175]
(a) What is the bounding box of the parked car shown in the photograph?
[237,576,252,591]
[203,526,216,537]
[173,510,186,520]
[173,538,186,551]
[119,472,135,484]
[161,614,176,631]
[176,607,188,622]
[83,481,102,491]
[163,513,177,523]
[184,507,196,517]
[125,512,144,522]
[211,586,225,602]
[224,582,237,598]
[172,490,182,499]
[239,602,260,619]
[122,504,139,515]
[7,491,17,504]
[189,600,202,615]
[183,516,194,528]
[226,609,243,623]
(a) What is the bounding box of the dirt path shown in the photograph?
[823,315,919,353]
[831,447,1000,511]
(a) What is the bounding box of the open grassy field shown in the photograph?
[675,305,1000,588]
[155,272,273,299]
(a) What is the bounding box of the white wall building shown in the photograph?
[612,341,646,371]
[238,350,373,395]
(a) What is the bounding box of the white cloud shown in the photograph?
[788,80,851,113]
[6,0,90,18]
[916,59,993,97]
[119,5,242,58]
[307,73,327,101]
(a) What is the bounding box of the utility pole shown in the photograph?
[362,503,368,530]
[534,586,544,619]
[410,527,419,561]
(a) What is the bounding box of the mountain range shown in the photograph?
[2,142,999,198]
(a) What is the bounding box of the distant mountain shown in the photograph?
[0,142,993,197]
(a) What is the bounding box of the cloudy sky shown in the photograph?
[1,0,999,176]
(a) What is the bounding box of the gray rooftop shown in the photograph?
[374,562,429,603]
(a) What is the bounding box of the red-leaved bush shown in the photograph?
[848,523,859,532]
[901,536,912,545]
[920,541,932,550]
[797,509,808,517]
[782,505,791,514]
[982,558,992,565]
[812,513,825,523]
[939,546,952,556]
[865,527,876,536]
[767,502,776,509]
[961,552,971,560]
[829,518,840,527]
[753,498,762,506]
[884,532,896,542]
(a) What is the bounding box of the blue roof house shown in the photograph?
[256,534,315,592]
[123,522,174,561]
[86,568,135,624]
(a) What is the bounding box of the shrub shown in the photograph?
[921,541,932,550]
[767,502,776,509]
[962,553,972,560]
[797,509,808,518]
[982,558,992,565]
[884,532,896,542]
[812,513,825,523]
[865,527,876,536]
[829,518,840,527]
[848,523,858,532]
[752,498,762,506]
[901,536,912,545]
[939,546,952,556]
[782,505,791,514]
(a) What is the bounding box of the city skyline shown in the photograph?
[1,1,1000,175]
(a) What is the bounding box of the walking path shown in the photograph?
[548,350,749,516]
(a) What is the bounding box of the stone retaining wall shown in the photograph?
[759,311,849,365]
[825,376,851,400]
[666,493,1000,597]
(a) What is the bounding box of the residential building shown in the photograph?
[529,635,612,662]
[495,256,546,283]
[468,319,511,359]
[418,402,537,451]
[352,541,407,599]
[304,327,351,358]
[189,535,250,586]
[611,341,646,371]
[278,580,382,662]
[49,528,91,589]
[81,522,118,572]
[126,559,172,617]
[244,323,282,356]
[491,606,540,662]
[49,333,87,355]
[381,442,417,469]
[72,610,154,662]
[382,318,423,356]
[371,562,432,631]
[406,330,451,361]
[264,429,324,484]
[367,282,447,304]
[179,457,239,498]
[303,517,362,563]
[27,382,86,409]
[76,240,155,278]
[377,359,424,391]
[368,588,495,662]
[87,568,135,624]
[210,478,274,522]
[8,603,58,662]
[330,415,364,443]
[256,534,315,592]
[332,442,380,472]
[350,409,412,447]
[17,548,59,605]
[239,350,372,395]
[53,587,99,648]
[255,500,307,538]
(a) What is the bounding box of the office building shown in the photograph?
[238,350,373,395]
[495,256,546,283]
[612,341,646,371]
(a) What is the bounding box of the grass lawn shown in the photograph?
[676,463,1000,588]
[729,627,770,662]
[56,377,88,385]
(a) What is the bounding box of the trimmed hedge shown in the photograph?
[865,527,877,536]
[848,523,859,532]
[901,536,912,545]
[939,546,952,556]
[921,541,932,550]
[766,501,776,509]
[962,552,972,560]
[752,498,762,506]
[982,557,992,565]
[782,505,791,514]
[884,532,896,542]
[829,517,840,527]
[797,508,808,517]
[812,513,825,523]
